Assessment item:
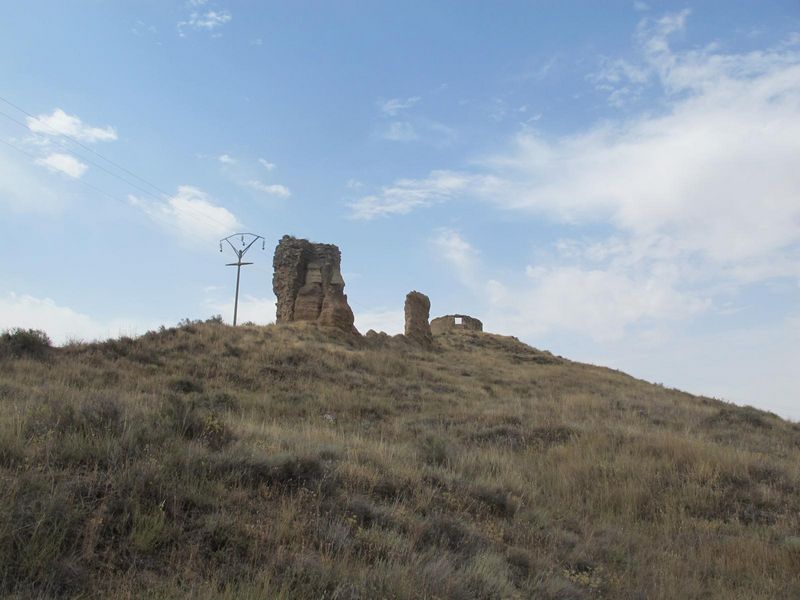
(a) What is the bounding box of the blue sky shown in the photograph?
[1,1,799,419]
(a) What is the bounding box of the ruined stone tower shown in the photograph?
[272,235,357,334]
[404,291,432,345]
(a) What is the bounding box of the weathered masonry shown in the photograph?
[430,314,483,335]
[272,235,357,334]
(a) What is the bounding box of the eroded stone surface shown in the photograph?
[272,235,357,333]
[404,291,432,344]
[430,314,483,335]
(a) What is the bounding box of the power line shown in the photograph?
[0,94,172,199]
[0,107,178,205]
[0,96,246,236]
[0,132,241,239]
[0,136,135,206]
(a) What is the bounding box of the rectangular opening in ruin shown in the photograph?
[454,316,463,325]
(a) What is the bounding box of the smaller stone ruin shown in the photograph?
[272,235,357,334]
[404,291,432,345]
[430,314,483,335]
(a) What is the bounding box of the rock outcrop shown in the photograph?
[272,235,357,334]
[430,314,483,335]
[404,291,432,345]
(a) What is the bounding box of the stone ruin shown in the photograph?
[272,235,357,334]
[430,314,483,335]
[271,235,485,342]
[404,291,432,345]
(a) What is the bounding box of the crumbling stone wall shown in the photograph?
[272,235,357,333]
[430,314,483,335]
[404,291,432,345]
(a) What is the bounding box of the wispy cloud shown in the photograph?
[258,158,276,171]
[345,178,363,189]
[379,96,421,116]
[129,185,241,242]
[178,9,232,36]
[131,20,157,36]
[376,95,455,144]
[350,170,497,219]
[246,180,290,197]
[27,108,117,143]
[35,153,88,178]
[431,229,481,286]
[218,154,235,164]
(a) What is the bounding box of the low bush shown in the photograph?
[0,328,51,359]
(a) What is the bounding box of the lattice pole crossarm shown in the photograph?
[219,233,266,326]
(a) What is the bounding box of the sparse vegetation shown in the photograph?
[0,319,798,598]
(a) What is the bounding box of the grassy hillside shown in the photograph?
[0,320,798,599]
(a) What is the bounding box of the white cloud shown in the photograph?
[486,265,709,342]
[0,293,159,345]
[218,154,235,164]
[380,96,421,116]
[35,153,88,178]
[431,228,708,342]
[350,170,495,219]
[27,108,117,143]
[432,229,481,286]
[129,185,241,242]
[178,10,232,35]
[380,119,457,145]
[246,180,290,197]
[486,39,800,271]
[374,14,800,276]
[258,158,276,171]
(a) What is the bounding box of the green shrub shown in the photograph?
[0,328,52,359]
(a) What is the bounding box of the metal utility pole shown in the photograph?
[219,233,265,326]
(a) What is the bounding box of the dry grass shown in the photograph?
[0,319,798,598]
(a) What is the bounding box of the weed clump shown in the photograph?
[162,395,234,450]
[418,433,456,467]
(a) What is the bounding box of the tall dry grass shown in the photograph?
[0,319,798,598]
